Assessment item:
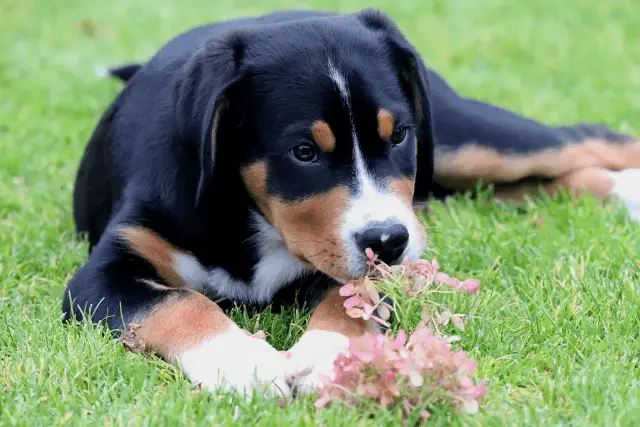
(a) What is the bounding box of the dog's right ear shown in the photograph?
[174,32,248,208]
[356,9,436,206]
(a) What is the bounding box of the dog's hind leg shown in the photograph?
[426,68,640,219]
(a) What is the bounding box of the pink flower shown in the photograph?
[343,295,362,309]
[460,279,481,294]
[434,272,458,287]
[325,250,486,421]
[365,247,377,266]
[435,272,481,295]
[339,282,358,297]
[315,328,488,420]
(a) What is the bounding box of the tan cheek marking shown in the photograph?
[389,177,427,246]
[306,288,379,338]
[434,139,640,189]
[377,109,395,140]
[242,162,354,279]
[388,178,415,207]
[270,187,351,279]
[311,121,336,152]
[134,291,232,359]
[240,161,273,221]
[118,226,185,288]
[494,167,615,201]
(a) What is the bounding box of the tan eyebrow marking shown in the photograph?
[311,120,336,152]
[377,109,395,140]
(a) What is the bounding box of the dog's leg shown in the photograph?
[426,69,640,218]
[492,167,640,220]
[285,287,380,394]
[62,223,290,398]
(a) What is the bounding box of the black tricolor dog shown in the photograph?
[63,9,640,397]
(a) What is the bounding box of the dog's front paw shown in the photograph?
[177,327,291,398]
[285,330,350,394]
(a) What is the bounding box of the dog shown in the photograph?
[62,9,640,398]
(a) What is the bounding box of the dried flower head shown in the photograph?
[316,249,486,422]
[339,249,481,328]
[315,328,488,420]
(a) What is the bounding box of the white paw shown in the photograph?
[607,169,640,221]
[177,327,290,398]
[285,330,350,394]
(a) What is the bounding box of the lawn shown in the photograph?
[1,0,639,425]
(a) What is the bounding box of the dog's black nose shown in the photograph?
[355,223,409,265]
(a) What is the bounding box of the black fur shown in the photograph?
[107,63,142,82]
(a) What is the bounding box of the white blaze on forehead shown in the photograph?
[326,60,378,197]
[326,60,425,275]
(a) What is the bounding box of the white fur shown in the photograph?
[249,213,310,295]
[172,213,309,303]
[606,169,640,221]
[174,253,207,292]
[93,65,109,78]
[285,330,350,394]
[327,61,426,277]
[177,325,290,397]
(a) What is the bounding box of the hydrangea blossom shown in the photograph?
[339,248,481,327]
[314,328,488,419]
[315,249,487,421]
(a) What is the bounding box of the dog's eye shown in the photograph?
[390,126,408,145]
[290,144,318,162]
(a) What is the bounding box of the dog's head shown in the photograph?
[176,9,434,281]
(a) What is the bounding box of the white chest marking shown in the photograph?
[173,213,309,303]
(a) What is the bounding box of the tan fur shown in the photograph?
[388,177,415,207]
[306,287,379,338]
[118,226,185,288]
[240,161,271,219]
[494,167,616,202]
[241,161,353,279]
[377,109,394,140]
[552,167,616,198]
[134,291,231,359]
[311,121,336,152]
[435,139,640,189]
[388,177,427,247]
[270,187,351,279]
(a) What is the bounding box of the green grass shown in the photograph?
[1,0,639,425]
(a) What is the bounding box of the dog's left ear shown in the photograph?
[357,9,436,205]
[174,32,248,208]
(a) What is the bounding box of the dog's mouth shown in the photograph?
[273,213,426,282]
[286,244,359,282]
[289,240,413,283]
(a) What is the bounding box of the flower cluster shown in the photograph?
[315,248,486,422]
[340,248,480,328]
[314,328,488,420]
